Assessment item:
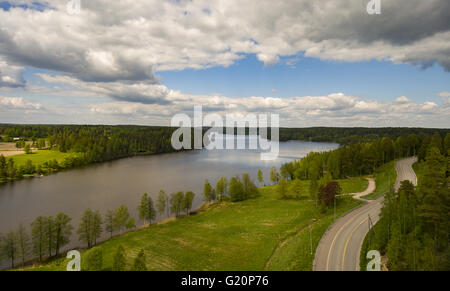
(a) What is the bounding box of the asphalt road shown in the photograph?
[313,157,418,271]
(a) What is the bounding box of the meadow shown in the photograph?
[28,180,364,271]
[10,150,80,167]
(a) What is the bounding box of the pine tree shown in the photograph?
[170,192,184,217]
[147,197,156,225]
[31,216,48,262]
[104,210,115,238]
[156,190,167,218]
[2,231,18,268]
[183,191,195,215]
[126,217,136,230]
[114,205,130,233]
[78,208,102,248]
[277,178,289,199]
[54,213,73,256]
[216,177,227,201]
[45,216,55,257]
[270,166,279,184]
[257,169,263,185]
[84,247,103,271]
[203,180,213,202]
[138,193,149,223]
[133,249,147,271]
[16,223,30,267]
[112,245,127,271]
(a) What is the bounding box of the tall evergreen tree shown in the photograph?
[1,231,18,268]
[203,180,213,202]
[216,177,227,201]
[31,216,48,262]
[54,213,73,256]
[170,192,184,217]
[104,209,115,238]
[257,169,264,185]
[16,223,30,267]
[183,191,195,215]
[133,249,147,271]
[84,247,103,271]
[138,193,149,223]
[112,245,127,271]
[156,190,167,218]
[114,205,130,233]
[78,208,102,248]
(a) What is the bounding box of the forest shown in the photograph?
[0,125,180,182]
[0,125,449,270]
[276,130,449,270]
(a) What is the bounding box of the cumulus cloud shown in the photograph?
[0,95,41,110]
[33,73,449,127]
[0,0,449,127]
[0,61,26,88]
[0,0,449,84]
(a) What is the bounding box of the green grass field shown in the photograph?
[27,181,363,271]
[362,160,397,200]
[10,150,79,167]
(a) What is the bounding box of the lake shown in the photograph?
[0,136,338,258]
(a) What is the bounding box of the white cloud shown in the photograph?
[0,1,449,127]
[0,0,449,85]
[0,96,41,110]
[0,61,26,88]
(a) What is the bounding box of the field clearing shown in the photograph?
[10,150,79,167]
[0,142,24,157]
[0,142,18,151]
[28,182,362,271]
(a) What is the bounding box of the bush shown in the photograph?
[84,248,103,271]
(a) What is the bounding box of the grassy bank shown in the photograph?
[26,182,362,271]
[359,220,383,271]
[362,160,396,200]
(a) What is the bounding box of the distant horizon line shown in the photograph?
[0,123,449,130]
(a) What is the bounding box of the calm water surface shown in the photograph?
[0,137,338,254]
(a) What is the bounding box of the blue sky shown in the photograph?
[159,54,449,104]
[0,0,449,127]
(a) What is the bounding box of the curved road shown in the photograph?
[313,157,418,271]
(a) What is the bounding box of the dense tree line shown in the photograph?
[0,125,184,183]
[275,132,449,210]
[363,147,449,270]
[278,127,449,144]
[280,132,449,182]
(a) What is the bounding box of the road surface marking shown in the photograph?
[341,208,380,270]
[326,209,358,271]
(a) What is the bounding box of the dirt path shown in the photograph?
[313,158,417,271]
[0,150,24,157]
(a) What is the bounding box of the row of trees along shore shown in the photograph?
[0,188,199,269]
[0,125,448,183]
[0,129,449,269]
[0,169,265,269]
